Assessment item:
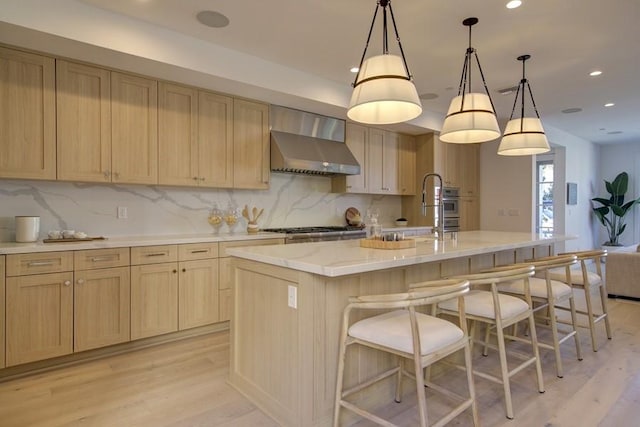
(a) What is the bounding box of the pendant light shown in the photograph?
[440,17,500,144]
[498,55,550,156]
[347,0,422,125]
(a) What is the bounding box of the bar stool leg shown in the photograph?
[463,340,480,426]
[495,321,514,419]
[482,323,491,356]
[599,284,612,339]
[395,357,404,403]
[547,301,564,378]
[583,283,599,351]
[527,311,546,394]
[413,348,429,427]
[333,323,349,427]
[569,296,583,361]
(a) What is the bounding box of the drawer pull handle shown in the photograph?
[90,256,117,262]
[77,279,85,285]
[190,249,209,254]
[27,261,56,267]
[64,280,71,286]
[173,269,177,274]
[145,252,167,257]
[182,268,186,273]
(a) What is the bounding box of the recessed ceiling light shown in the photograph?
[196,10,230,28]
[604,103,615,107]
[589,70,602,77]
[506,1,522,9]
[562,108,582,114]
[350,67,359,73]
[419,93,439,100]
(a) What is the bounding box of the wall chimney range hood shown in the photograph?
[270,105,360,176]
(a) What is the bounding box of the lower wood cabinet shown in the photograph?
[178,258,219,330]
[0,256,4,369]
[74,266,130,352]
[6,272,74,366]
[130,263,178,340]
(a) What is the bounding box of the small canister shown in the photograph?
[15,216,40,242]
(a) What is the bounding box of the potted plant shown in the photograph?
[592,171,640,246]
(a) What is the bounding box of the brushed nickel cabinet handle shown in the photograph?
[145,252,167,257]
[104,170,111,178]
[90,256,117,262]
[199,177,205,181]
[77,279,85,285]
[190,249,209,254]
[64,280,71,286]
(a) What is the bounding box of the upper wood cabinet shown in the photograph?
[158,83,234,188]
[332,124,414,195]
[398,133,417,195]
[57,63,158,185]
[111,71,158,185]
[434,137,479,195]
[0,47,56,180]
[233,99,269,189]
[56,60,111,182]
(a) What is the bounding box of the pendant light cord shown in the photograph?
[508,55,542,132]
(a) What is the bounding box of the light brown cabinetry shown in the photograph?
[177,242,219,330]
[57,62,158,184]
[398,133,417,195]
[460,197,480,231]
[0,47,56,180]
[218,238,284,321]
[111,71,158,184]
[233,99,270,189]
[5,252,74,366]
[56,60,111,182]
[130,245,179,340]
[158,84,234,188]
[73,248,130,352]
[332,124,415,195]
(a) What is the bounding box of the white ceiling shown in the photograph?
[15,0,640,144]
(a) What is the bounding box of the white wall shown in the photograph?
[479,126,599,252]
[0,175,401,242]
[598,142,640,246]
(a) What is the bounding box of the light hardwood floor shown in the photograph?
[1,296,638,427]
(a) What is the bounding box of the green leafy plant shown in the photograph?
[592,172,640,246]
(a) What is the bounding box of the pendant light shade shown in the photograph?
[498,55,550,156]
[440,17,500,144]
[347,0,422,125]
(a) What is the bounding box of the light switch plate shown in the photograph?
[288,285,297,309]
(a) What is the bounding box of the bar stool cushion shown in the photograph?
[348,310,463,356]
[498,277,572,299]
[438,290,529,320]
[547,268,602,286]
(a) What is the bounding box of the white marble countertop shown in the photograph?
[0,232,283,255]
[227,230,574,277]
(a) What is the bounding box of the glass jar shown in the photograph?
[224,202,239,233]
[208,204,223,233]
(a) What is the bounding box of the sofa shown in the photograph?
[605,244,640,299]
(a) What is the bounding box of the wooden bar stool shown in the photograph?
[333,279,479,427]
[433,265,544,420]
[550,249,612,351]
[497,255,582,378]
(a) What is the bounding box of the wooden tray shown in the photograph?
[43,237,107,243]
[360,238,416,250]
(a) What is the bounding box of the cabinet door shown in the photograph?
[460,197,480,231]
[233,99,269,189]
[178,259,219,329]
[131,263,178,340]
[460,144,479,197]
[56,60,112,182]
[443,142,461,188]
[74,266,130,352]
[382,131,400,194]
[398,133,416,195]
[343,123,368,193]
[199,91,233,188]
[158,82,198,186]
[0,47,56,180]
[0,256,5,368]
[6,272,73,366]
[368,128,385,194]
[111,72,158,184]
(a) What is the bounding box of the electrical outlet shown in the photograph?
[508,209,520,216]
[288,285,297,309]
[498,208,505,216]
[117,206,128,219]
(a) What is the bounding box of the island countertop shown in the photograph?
[227,230,573,277]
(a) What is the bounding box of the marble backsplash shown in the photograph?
[0,174,402,242]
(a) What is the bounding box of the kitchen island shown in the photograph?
[226,231,572,427]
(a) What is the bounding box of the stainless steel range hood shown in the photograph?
[270,105,360,176]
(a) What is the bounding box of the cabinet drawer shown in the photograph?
[74,248,130,270]
[178,243,218,261]
[131,245,178,265]
[219,238,284,257]
[7,252,74,276]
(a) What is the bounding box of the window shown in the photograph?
[537,160,554,236]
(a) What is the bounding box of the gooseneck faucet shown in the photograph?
[421,173,445,240]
